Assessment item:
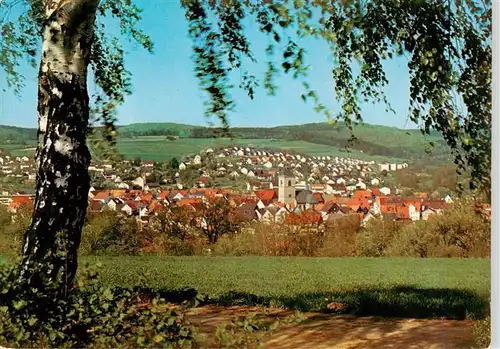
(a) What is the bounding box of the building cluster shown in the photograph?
[2,146,491,229]
[5,171,461,229]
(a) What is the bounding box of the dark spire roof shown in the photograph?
[295,189,319,205]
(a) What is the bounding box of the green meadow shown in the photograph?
[75,256,490,319]
[114,137,404,162]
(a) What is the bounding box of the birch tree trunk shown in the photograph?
[19,0,99,297]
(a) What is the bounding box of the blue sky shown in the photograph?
[0,1,416,129]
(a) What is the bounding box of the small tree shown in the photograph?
[132,156,142,167]
[197,196,238,244]
[169,157,180,171]
[151,206,197,243]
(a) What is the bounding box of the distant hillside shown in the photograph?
[0,121,452,162]
[116,122,198,137]
[0,125,37,142]
[114,121,450,161]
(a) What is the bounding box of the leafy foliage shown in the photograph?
[0,241,200,348]
[196,196,239,244]
[81,211,143,256]
[473,315,490,348]
[178,0,491,192]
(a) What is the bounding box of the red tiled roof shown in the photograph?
[158,190,170,200]
[254,189,276,202]
[177,198,202,208]
[312,192,324,203]
[423,199,447,210]
[93,191,111,201]
[285,210,322,225]
[396,205,410,220]
[404,198,422,211]
[89,200,103,212]
[139,193,154,202]
[110,189,126,198]
[8,195,33,211]
[126,200,138,210]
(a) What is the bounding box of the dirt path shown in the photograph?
[186,305,476,349]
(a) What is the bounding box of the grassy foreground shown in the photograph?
[78,256,490,319]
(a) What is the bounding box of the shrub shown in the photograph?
[80,211,142,256]
[0,206,31,257]
[385,221,438,257]
[0,257,201,348]
[426,200,490,258]
[355,220,401,257]
[473,316,490,348]
[212,222,326,257]
[317,228,357,257]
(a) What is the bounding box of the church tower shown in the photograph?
[278,170,296,205]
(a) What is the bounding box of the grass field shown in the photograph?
[114,137,404,162]
[1,137,403,163]
[76,256,490,319]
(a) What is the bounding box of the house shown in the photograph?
[421,199,447,217]
[378,163,390,172]
[371,178,380,186]
[106,198,124,211]
[193,155,202,165]
[256,208,275,223]
[93,191,112,203]
[234,203,258,223]
[8,195,33,214]
[422,207,439,220]
[285,209,323,225]
[247,180,265,192]
[361,211,377,226]
[295,187,320,210]
[89,200,104,213]
[121,203,135,216]
[140,160,154,168]
[254,189,277,205]
[274,206,289,223]
[197,177,209,188]
[356,181,367,190]
[379,187,391,196]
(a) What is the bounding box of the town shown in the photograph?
[3,145,488,229]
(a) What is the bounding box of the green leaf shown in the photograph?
[27,317,37,326]
[103,288,114,301]
[153,334,164,343]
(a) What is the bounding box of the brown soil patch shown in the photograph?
[185,305,476,349]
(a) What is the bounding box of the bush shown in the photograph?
[0,206,31,257]
[0,256,201,348]
[1,199,489,259]
[385,221,437,257]
[426,200,490,258]
[212,223,326,257]
[80,211,142,256]
[387,200,490,258]
[473,316,490,348]
[316,216,359,257]
[355,220,401,257]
